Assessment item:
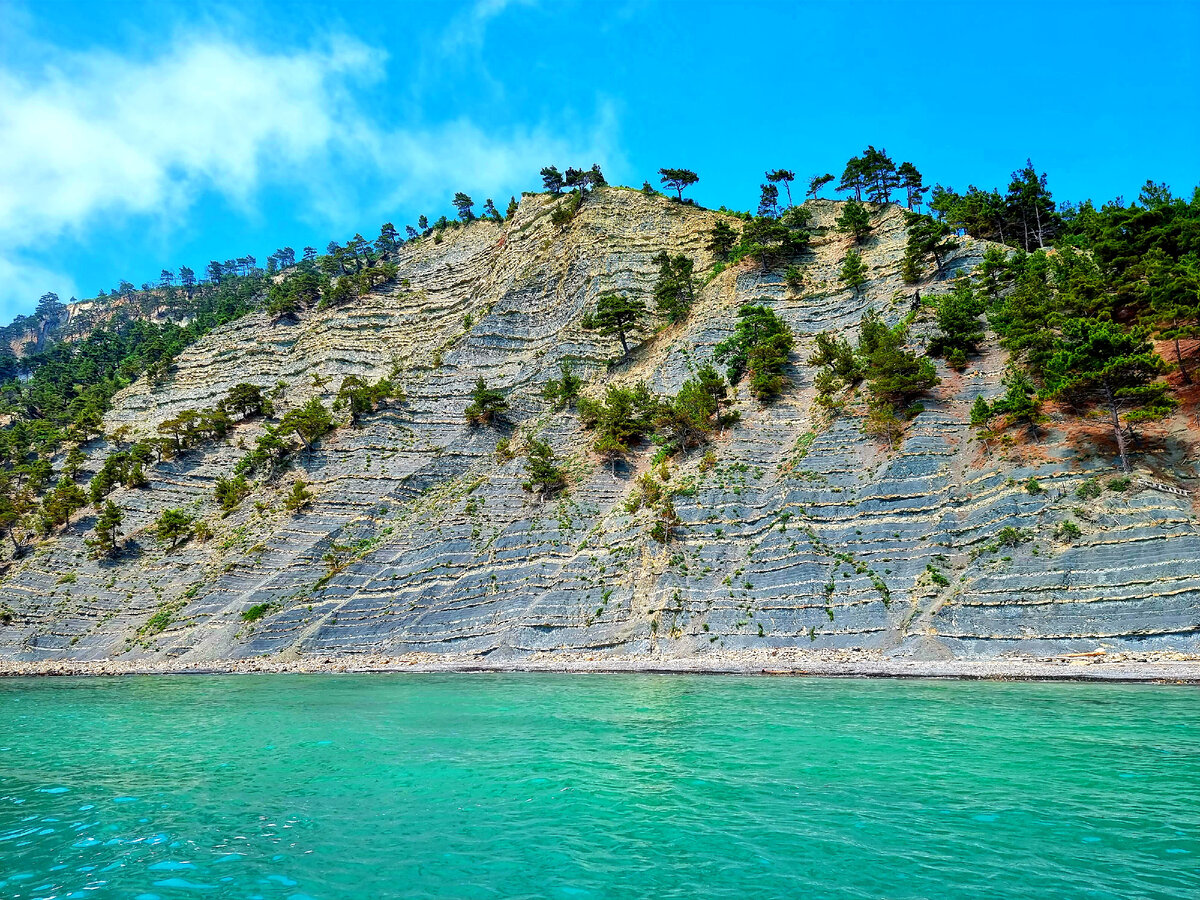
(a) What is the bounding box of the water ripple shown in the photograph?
[0,675,1197,899]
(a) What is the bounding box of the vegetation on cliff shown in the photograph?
[0,145,1197,581]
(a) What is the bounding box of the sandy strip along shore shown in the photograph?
[3,649,1199,682]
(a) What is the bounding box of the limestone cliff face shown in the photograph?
[2,189,1198,664]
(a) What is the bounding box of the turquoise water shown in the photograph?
[1,675,1198,899]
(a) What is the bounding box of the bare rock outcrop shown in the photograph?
[2,190,1197,666]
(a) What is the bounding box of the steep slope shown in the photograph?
[2,189,1198,666]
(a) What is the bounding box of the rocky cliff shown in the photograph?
[2,189,1198,667]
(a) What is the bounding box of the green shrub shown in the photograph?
[241,603,275,623]
[996,525,1031,547]
[925,565,950,587]
[1055,520,1082,541]
[714,304,794,401]
[215,474,251,513]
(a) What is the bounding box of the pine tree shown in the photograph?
[278,398,334,451]
[540,166,564,193]
[992,366,1043,438]
[969,395,993,428]
[376,222,399,254]
[714,304,794,400]
[577,383,658,472]
[464,378,509,426]
[861,145,899,205]
[505,196,519,219]
[543,360,583,409]
[86,500,123,559]
[905,212,959,278]
[285,478,313,513]
[766,169,796,207]
[585,293,648,359]
[837,155,868,201]
[522,439,567,498]
[154,508,195,550]
[807,173,835,199]
[707,220,738,260]
[839,250,868,295]
[930,276,985,360]
[652,252,696,324]
[1005,159,1058,251]
[897,162,927,211]
[658,168,699,201]
[1044,318,1175,472]
[758,183,780,218]
[453,192,475,222]
[1144,248,1199,384]
[836,200,873,243]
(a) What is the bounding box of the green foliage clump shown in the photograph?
[543,361,583,409]
[714,304,795,400]
[241,602,276,623]
[652,252,696,324]
[839,249,868,294]
[154,508,195,550]
[1043,318,1175,472]
[929,277,985,366]
[1107,476,1132,492]
[140,604,178,636]
[1055,520,1082,541]
[215,474,251,513]
[996,526,1031,547]
[335,376,403,426]
[85,500,123,559]
[836,200,873,243]
[285,478,314,513]
[522,439,567,498]
[464,378,509,427]
[583,293,648,360]
[278,398,334,451]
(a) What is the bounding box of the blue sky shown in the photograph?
[1,0,1197,319]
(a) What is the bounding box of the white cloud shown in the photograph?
[440,0,531,56]
[0,27,618,315]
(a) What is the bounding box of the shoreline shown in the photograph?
[3,649,1200,683]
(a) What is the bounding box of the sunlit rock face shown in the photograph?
[3,190,1197,665]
